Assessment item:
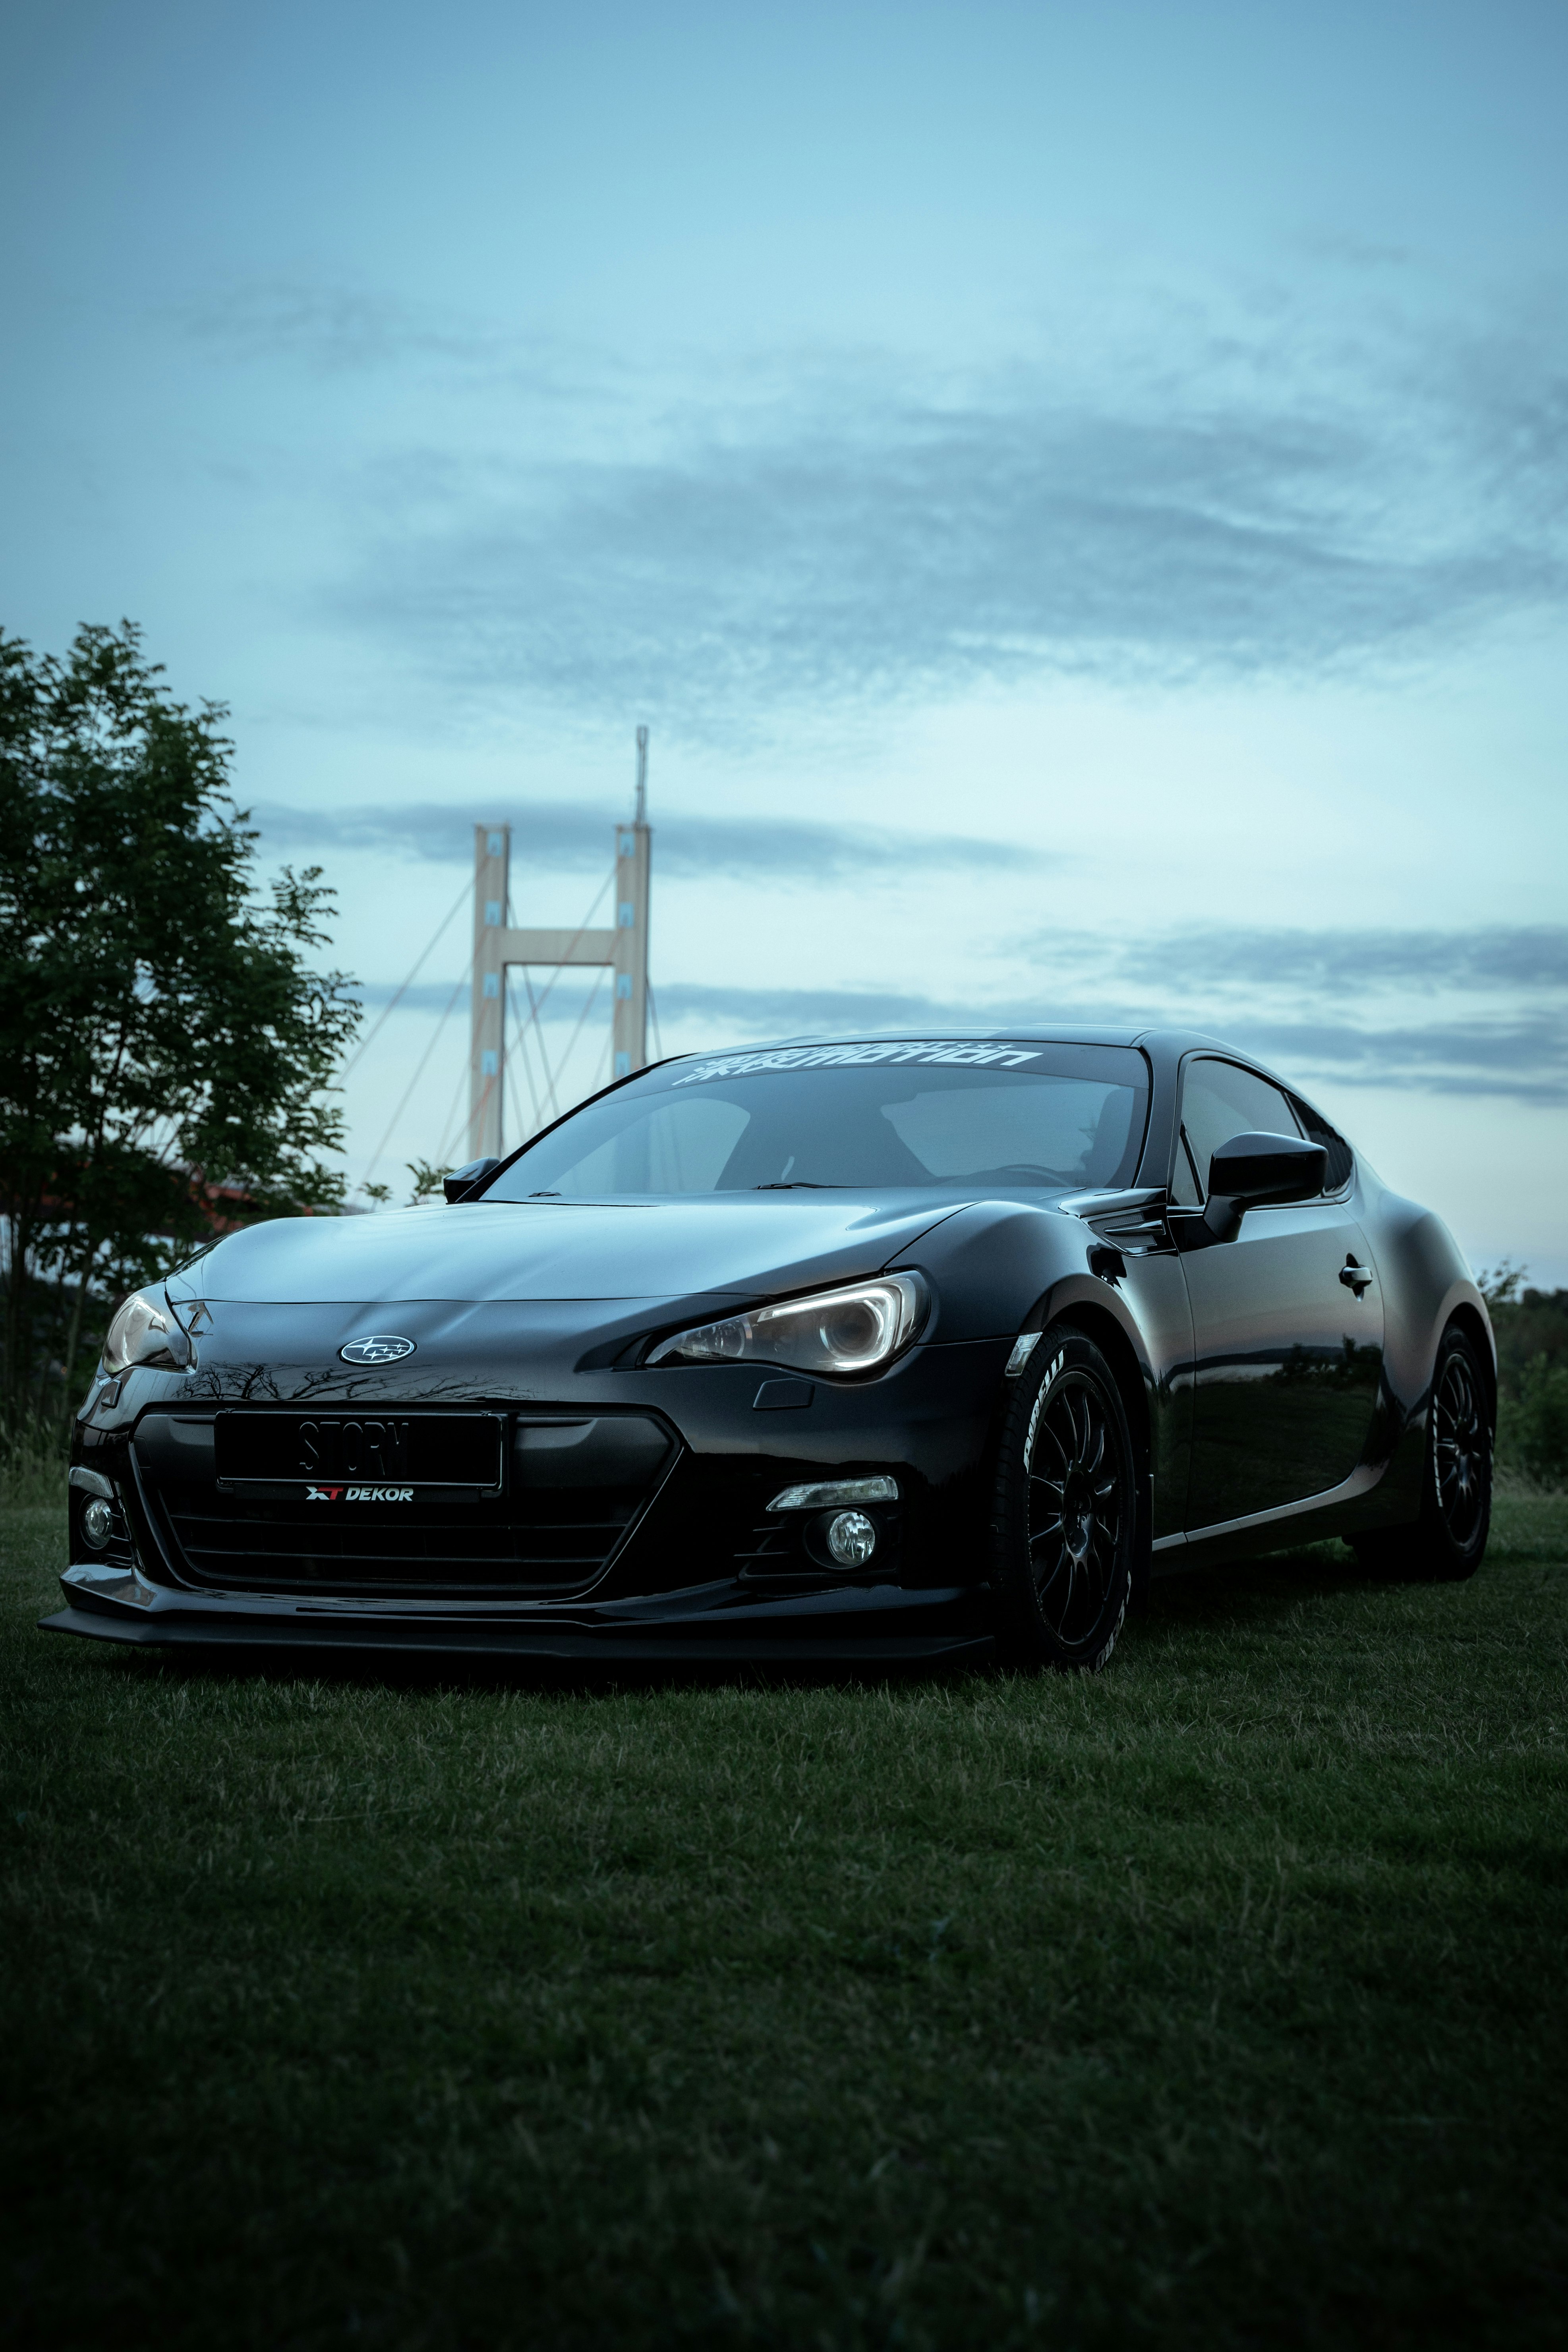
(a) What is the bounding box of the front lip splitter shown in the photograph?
[42,1559,993,1667]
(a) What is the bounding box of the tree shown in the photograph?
[405,1159,454,1205]
[1474,1265,1568,1487]
[1477,1261,1527,1309]
[0,622,361,1406]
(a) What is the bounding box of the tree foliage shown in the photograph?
[405,1159,454,1205]
[1481,1269,1568,1487]
[0,621,360,1402]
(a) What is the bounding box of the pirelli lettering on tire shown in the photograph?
[1023,1351,1068,1457]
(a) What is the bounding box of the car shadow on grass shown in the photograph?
[1131,1535,1476,1642]
[58,1629,998,1703]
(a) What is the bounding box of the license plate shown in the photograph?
[215,1412,503,1491]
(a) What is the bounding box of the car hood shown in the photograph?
[172,1193,966,1308]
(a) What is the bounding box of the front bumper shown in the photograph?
[45,1334,1010,1666]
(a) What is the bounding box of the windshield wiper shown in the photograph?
[753,1180,844,1190]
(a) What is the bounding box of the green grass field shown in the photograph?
[4,1492,1566,2351]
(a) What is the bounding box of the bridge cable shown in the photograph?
[357,951,473,1197]
[340,873,469,1084]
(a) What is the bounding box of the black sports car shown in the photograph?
[46,1029,1495,1674]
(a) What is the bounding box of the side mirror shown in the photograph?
[444,1156,501,1203]
[1203,1132,1327,1238]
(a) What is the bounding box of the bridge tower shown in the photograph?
[467,728,652,1161]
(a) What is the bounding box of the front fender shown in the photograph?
[889,1201,1106,1343]
[892,1202,1194,1547]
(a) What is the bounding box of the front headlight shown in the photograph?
[647,1273,928,1377]
[102,1290,187,1375]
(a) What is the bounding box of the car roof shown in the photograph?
[663,1025,1235,1059]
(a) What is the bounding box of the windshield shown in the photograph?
[481,1039,1150,1199]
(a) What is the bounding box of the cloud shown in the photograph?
[1292,230,1417,272]
[175,277,1568,727]
[174,282,491,375]
[1216,1012,1568,1100]
[1005,922,1568,1100]
[346,938,1568,1102]
[1040,923,1568,996]
[647,963,1568,1104]
[174,273,1568,728]
[346,916,1568,1102]
[332,329,1568,726]
[652,983,971,1033]
[250,799,1051,882]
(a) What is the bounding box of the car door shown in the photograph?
[1170,1056,1385,1532]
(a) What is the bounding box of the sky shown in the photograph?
[3,0,1566,1275]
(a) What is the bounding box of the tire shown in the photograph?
[990,1323,1137,1671]
[1351,1321,1492,1582]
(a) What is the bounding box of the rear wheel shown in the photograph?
[991,1325,1136,1671]
[1351,1321,1492,1582]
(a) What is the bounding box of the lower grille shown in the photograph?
[149,1484,641,1597]
[133,1408,675,1599]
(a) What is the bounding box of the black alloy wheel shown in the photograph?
[1431,1335,1489,1554]
[1352,1321,1492,1582]
[992,1323,1137,1671]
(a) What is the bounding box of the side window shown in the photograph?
[1168,1129,1201,1207]
[1177,1059,1301,1201]
[1289,1093,1354,1192]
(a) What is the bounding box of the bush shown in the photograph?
[1500,1355,1568,1489]
[1479,1273,1568,1491]
[0,1407,68,1507]
[1489,1284,1568,1390]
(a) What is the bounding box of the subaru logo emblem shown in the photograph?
[338,1334,417,1365]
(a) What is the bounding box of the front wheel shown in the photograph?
[990,1324,1137,1671]
[1351,1321,1492,1582]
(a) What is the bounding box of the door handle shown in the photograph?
[1339,1257,1372,1298]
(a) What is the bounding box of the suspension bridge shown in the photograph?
[345,730,659,1200]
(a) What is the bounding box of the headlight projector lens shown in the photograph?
[81,1497,115,1548]
[825,1509,877,1568]
[648,1272,927,1377]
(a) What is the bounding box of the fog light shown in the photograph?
[82,1497,115,1549]
[826,1509,877,1568]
